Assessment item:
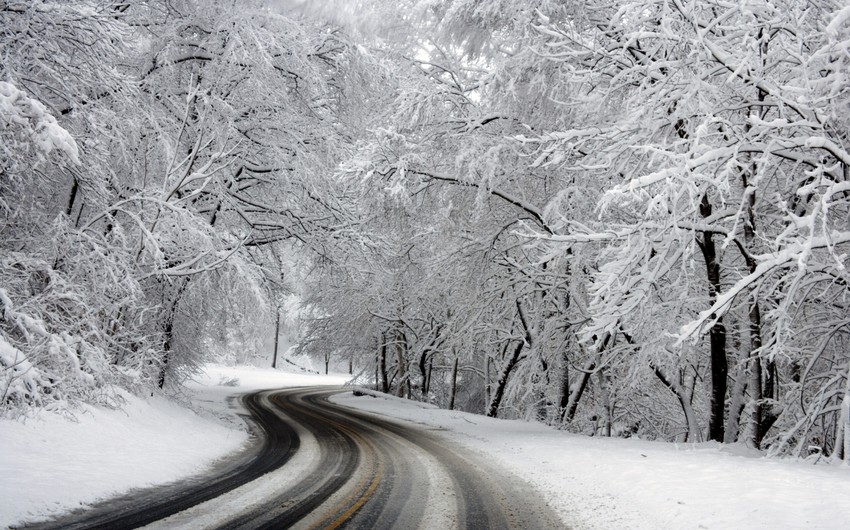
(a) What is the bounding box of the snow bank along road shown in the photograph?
[24,387,562,529]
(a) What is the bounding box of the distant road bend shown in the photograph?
[27,387,562,530]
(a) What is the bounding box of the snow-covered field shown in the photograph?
[0,363,347,528]
[2,364,848,529]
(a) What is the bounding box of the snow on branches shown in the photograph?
[0,81,80,166]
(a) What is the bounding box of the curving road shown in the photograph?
[24,387,563,529]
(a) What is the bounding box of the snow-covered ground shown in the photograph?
[0,363,347,528]
[3,364,848,529]
[333,390,850,530]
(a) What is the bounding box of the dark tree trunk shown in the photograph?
[563,358,595,424]
[558,358,570,414]
[486,340,524,418]
[737,38,777,446]
[449,356,459,410]
[426,361,433,396]
[750,302,777,447]
[536,357,549,422]
[563,335,609,424]
[66,176,79,217]
[484,354,491,407]
[380,332,389,394]
[272,308,280,369]
[418,349,428,398]
[157,316,174,389]
[654,365,701,442]
[739,133,778,446]
[596,368,612,437]
[698,193,728,443]
[156,279,189,389]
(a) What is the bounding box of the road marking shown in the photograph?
[297,397,386,530]
[323,462,383,529]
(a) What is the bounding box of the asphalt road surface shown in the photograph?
[23,387,563,529]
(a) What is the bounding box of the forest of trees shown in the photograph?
[2,0,849,461]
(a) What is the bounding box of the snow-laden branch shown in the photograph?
[139,235,250,280]
[677,231,850,344]
[407,169,553,234]
[0,81,80,164]
[609,146,736,194]
[519,216,732,246]
[672,0,822,124]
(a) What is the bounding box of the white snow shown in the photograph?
[0,363,348,528]
[332,389,850,530]
[4,364,849,529]
[0,388,243,527]
[826,5,850,39]
[0,335,41,405]
[0,80,81,164]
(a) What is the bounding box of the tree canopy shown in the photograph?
[2,0,849,461]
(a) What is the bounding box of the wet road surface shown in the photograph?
[23,387,563,529]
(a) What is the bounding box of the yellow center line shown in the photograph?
[323,457,384,530]
[285,393,384,530]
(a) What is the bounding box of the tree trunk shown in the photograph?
[536,357,549,422]
[66,176,79,218]
[563,336,609,424]
[699,193,728,443]
[654,365,701,442]
[484,353,491,409]
[563,357,596,424]
[738,217,778,447]
[426,360,433,396]
[396,329,408,398]
[272,308,280,369]
[486,340,524,418]
[558,350,570,414]
[380,332,389,393]
[449,356,459,411]
[742,37,778,447]
[835,363,850,461]
[724,362,748,443]
[157,318,172,390]
[596,368,612,437]
[741,204,777,447]
[418,349,428,398]
[156,279,189,389]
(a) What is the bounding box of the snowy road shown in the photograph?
[27,387,561,529]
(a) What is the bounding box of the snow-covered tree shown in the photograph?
[1,0,383,410]
[517,0,850,453]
